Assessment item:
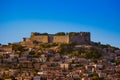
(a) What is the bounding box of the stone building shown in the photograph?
[21,32,91,47]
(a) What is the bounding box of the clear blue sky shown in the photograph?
[0,0,120,48]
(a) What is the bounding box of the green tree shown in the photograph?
[93,75,99,80]
[29,51,35,55]
[57,43,75,55]
[12,44,24,52]
[69,32,78,36]
[81,48,101,59]
[55,32,65,35]
[42,32,48,35]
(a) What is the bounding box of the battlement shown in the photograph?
[31,32,48,36]
[21,32,91,47]
[31,32,41,36]
[31,32,90,36]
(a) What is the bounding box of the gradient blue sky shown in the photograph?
[0,0,120,48]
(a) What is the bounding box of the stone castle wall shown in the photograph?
[69,32,90,44]
[21,32,91,47]
[53,35,69,43]
[30,35,49,43]
[21,38,33,47]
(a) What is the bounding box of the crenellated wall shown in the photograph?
[69,32,90,44]
[21,32,91,47]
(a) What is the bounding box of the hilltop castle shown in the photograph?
[21,32,91,47]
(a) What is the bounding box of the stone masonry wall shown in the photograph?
[21,32,91,47]
[30,35,49,43]
[53,35,69,43]
[69,32,90,44]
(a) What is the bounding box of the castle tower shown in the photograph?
[80,32,90,42]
